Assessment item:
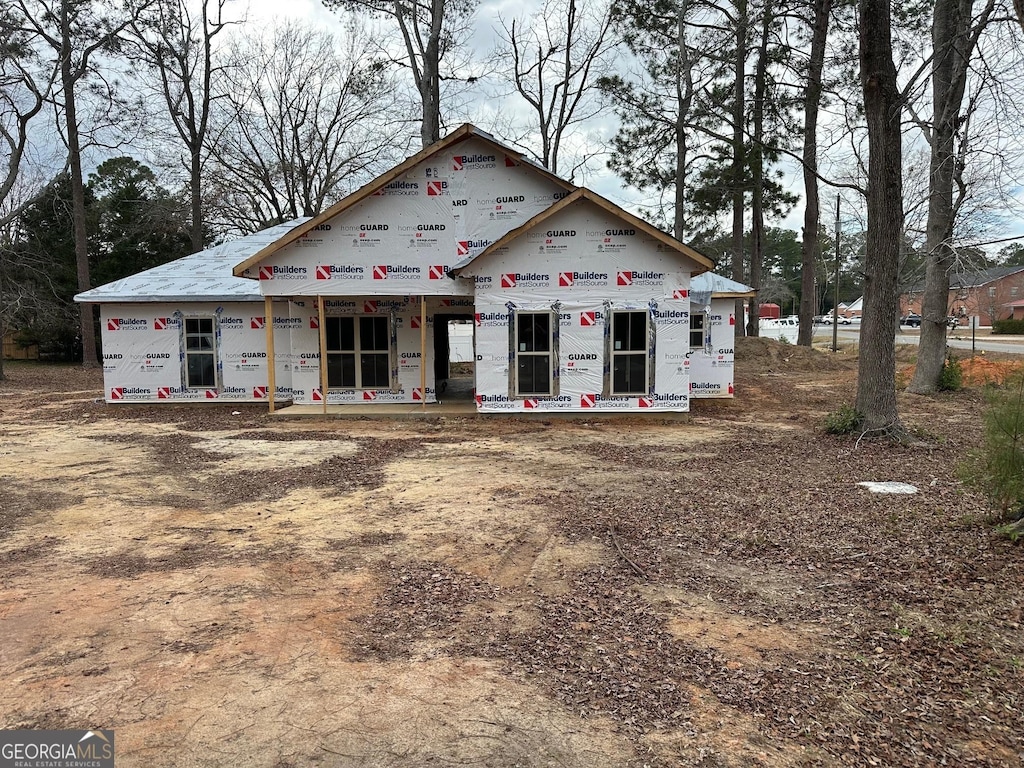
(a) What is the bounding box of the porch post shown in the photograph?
[420,295,427,412]
[317,296,328,415]
[264,295,275,413]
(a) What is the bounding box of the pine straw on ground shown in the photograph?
[2,346,1023,767]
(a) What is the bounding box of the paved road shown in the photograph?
[809,325,1024,355]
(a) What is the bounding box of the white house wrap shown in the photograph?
[76,125,750,412]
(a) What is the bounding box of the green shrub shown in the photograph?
[824,403,863,435]
[992,319,1024,335]
[938,355,963,392]
[971,374,1024,524]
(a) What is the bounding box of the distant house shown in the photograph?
[900,266,1024,326]
[842,297,863,319]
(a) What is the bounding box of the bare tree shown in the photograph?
[322,0,479,147]
[797,0,832,346]
[206,19,405,233]
[133,0,238,253]
[908,0,997,394]
[16,0,152,368]
[856,0,905,434]
[494,0,617,179]
[0,7,59,230]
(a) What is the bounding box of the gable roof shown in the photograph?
[75,218,309,304]
[231,124,576,278]
[691,272,755,298]
[448,188,715,276]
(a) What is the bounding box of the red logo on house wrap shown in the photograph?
[429,265,445,279]
[364,301,378,313]
[410,315,421,329]
[474,313,481,326]
[251,317,264,329]
[154,317,169,330]
[728,383,734,394]
[558,272,573,287]
[474,394,483,406]
[315,265,331,280]
[253,386,266,399]
[617,271,633,286]
[107,319,120,330]
[312,388,323,401]
[580,312,596,326]
[372,265,387,279]
[157,387,171,399]
[501,273,516,288]
[110,387,124,399]
[427,180,444,196]
[205,389,218,399]
[638,397,654,408]
[457,241,469,256]
[363,391,377,401]
[452,156,463,171]
[581,393,596,408]
[309,316,319,329]
[673,289,688,299]
[524,398,538,409]
[259,266,273,280]
[504,155,519,167]
[412,387,423,401]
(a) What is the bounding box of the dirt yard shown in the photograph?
[1,341,1021,767]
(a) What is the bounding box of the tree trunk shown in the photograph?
[673,0,692,240]
[909,0,989,393]
[748,1,770,339]
[856,0,903,433]
[731,0,747,336]
[420,0,444,147]
[61,1,98,369]
[798,0,831,346]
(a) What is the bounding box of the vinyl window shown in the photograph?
[515,312,553,396]
[610,310,649,395]
[184,317,216,388]
[325,316,390,389]
[690,312,706,349]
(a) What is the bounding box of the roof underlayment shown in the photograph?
[74,218,309,304]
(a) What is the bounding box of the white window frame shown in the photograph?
[610,310,650,396]
[325,314,391,390]
[184,316,217,389]
[514,311,554,397]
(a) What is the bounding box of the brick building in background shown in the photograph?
[900,265,1024,326]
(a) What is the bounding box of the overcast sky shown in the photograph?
[241,0,1021,253]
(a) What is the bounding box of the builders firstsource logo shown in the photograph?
[315,264,365,280]
[457,239,491,256]
[372,265,421,281]
[373,180,419,196]
[110,386,152,400]
[500,272,549,289]
[452,153,497,170]
[259,265,307,281]
[558,271,608,288]
[616,270,665,287]
[106,318,148,331]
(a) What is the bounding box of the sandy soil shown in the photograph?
[1,342,1021,767]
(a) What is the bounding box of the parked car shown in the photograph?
[900,313,922,327]
[815,314,852,325]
